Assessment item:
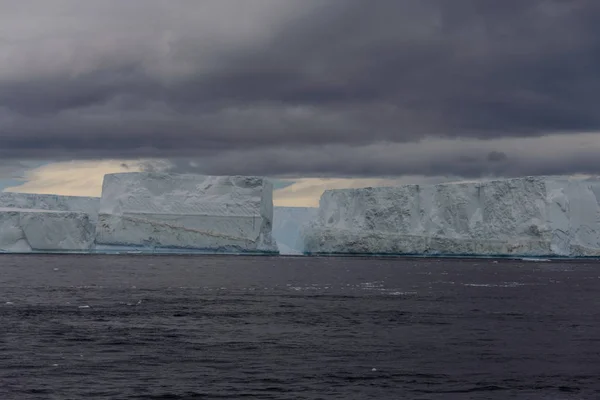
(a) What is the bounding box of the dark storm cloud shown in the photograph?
[487,151,508,162]
[163,133,600,179]
[2,0,600,177]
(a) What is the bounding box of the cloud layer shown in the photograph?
[1,0,600,177]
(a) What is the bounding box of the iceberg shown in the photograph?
[301,176,600,257]
[0,193,99,253]
[94,172,278,254]
[0,192,99,222]
[272,207,318,255]
[0,208,95,252]
[3,173,600,257]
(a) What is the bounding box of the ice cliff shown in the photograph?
[0,193,99,222]
[4,174,600,257]
[301,176,600,257]
[272,207,318,255]
[0,192,99,252]
[95,172,278,253]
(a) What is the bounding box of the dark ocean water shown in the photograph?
[1,255,599,399]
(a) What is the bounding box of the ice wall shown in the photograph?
[0,208,95,252]
[0,193,99,222]
[0,193,99,253]
[272,207,318,255]
[301,176,600,257]
[95,172,278,253]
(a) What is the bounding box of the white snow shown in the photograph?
[301,176,600,257]
[0,208,95,252]
[3,174,599,257]
[0,192,98,253]
[272,207,318,255]
[0,192,99,222]
[95,172,278,253]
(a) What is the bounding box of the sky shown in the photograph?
[1,0,600,205]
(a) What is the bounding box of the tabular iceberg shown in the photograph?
[0,193,99,253]
[301,176,600,257]
[273,207,318,255]
[0,208,95,252]
[0,192,99,222]
[95,172,278,253]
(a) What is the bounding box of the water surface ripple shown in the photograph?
[1,255,599,399]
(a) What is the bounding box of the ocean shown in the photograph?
[1,255,599,399]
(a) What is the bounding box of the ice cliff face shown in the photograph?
[3,174,599,257]
[301,176,600,257]
[272,207,318,255]
[0,193,99,222]
[95,172,278,253]
[0,208,95,252]
[0,193,99,252]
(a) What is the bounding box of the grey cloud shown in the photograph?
[1,0,600,178]
[487,151,508,162]
[163,133,600,178]
[0,160,46,181]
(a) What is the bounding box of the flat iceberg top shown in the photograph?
[100,172,272,217]
[303,175,600,257]
[320,175,600,197]
[0,207,87,214]
[0,192,99,221]
[95,172,277,253]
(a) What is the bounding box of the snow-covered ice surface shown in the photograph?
[301,176,600,257]
[272,207,318,255]
[0,192,99,222]
[0,193,99,253]
[95,173,278,254]
[0,208,95,252]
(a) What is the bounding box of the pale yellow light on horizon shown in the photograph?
[3,160,453,207]
[272,178,414,207]
[3,160,148,197]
